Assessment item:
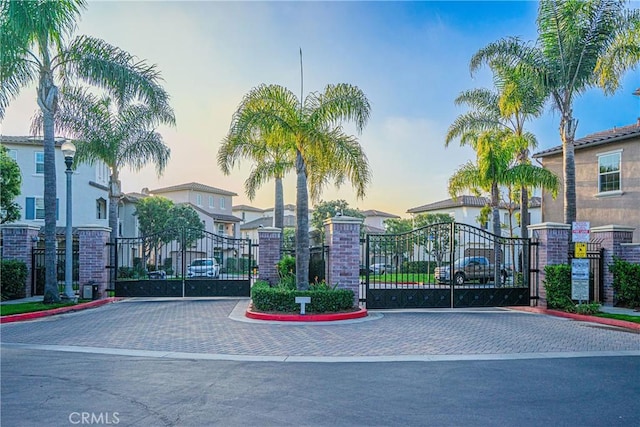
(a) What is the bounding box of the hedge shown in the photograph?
[251,280,354,313]
[543,264,573,310]
[610,257,640,308]
[1,259,28,301]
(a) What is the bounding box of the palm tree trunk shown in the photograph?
[295,150,310,290]
[108,170,121,289]
[39,72,60,304]
[491,183,502,286]
[561,115,577,225]
[520,186,529,236]
[274,176,284,252]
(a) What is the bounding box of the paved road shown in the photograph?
[2,298,639,426]
[1,298,638,360]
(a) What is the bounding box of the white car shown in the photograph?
[187,258,220,278]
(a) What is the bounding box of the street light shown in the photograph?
[61,140,76,301]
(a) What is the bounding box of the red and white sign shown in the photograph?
[572,221,590,243]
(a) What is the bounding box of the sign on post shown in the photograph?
[571,259,590,301]
[574,242,587,258]
[572,221,590,243]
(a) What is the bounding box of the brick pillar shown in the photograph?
[1,224,40,298]
[77,226,110,299]
[591,225,635,306]
[324,215,362,306]
[258,227,281,285]
[528,222,570,308]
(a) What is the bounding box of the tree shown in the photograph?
[226,83,371,290]
[310,200,364,242]
[446,62,545,235]
[0,147,21,224]
[49,86,174,280]
[448,130,558,283]
[165,204,205,250]
[470,0,640,224]
[1,0,172,303]
[218,127,294,252]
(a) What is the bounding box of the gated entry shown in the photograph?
[115,227,252,297]
[363,222,532,309]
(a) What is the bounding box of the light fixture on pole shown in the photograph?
[61,140,76,301]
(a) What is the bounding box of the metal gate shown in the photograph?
[114,227,253,297]
[32,247,79,296]
[363,222,533,309]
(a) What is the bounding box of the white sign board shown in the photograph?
[571,259,590,300]
[572,221,590,243]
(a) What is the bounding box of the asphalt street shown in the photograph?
[1,298,639,426]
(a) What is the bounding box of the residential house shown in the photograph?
[533,121,640,242]
[1,135,110,230]
[360,209,400,233]
[406,195,541,238]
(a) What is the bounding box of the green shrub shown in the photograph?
[277,255,296,277]
[1,260,28,301]
[609,257,640,308]
[544,264,573,311]
[572,302,601,315]
[251,280,354,313]
[401,260,437,273]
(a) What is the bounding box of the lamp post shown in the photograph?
[61,141,76,301]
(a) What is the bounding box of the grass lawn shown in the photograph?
[593,312,640,324]
[360,273,436,283]
[1,301,82,316]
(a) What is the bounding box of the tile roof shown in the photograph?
[188,203,242,223]
[150,182,237,196]
[407,195,488,213]
[232,204,266,213]
[533,122,640,158]
[360,209,400,219]
[1,135,68,146]
[239,215,297,230]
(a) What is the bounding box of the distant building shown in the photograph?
[360,209,400,233]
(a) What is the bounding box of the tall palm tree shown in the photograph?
[1,0,172,303]
[50,86,174,256]
[470,0,640,225]
[226,83,371,289]
[218,128,295,251]
[446,62,546,236]
[448,130,558,283]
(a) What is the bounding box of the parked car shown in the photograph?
[434,256,507,285]
[370,263,392,275]
[147,269,167,280]
[187,258,220,278]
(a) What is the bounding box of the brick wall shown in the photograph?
[258,227,281,285]
[591,225,635,305]
[1,225,40,297]
[528,223,570,308]
[324,215,362,306]
[77,226,110,299]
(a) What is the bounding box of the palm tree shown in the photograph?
[226,83,371,289]
[1,0,172,303]
[446,62,546,236]
[448,130,558,283]
[218,128,295,251]
[470,0,640,225]
[50,86,174,260]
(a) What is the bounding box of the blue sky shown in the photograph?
[2,1,638,217]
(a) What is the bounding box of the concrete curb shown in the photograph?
[509,306,640,331]
[1,298,122,324]
[245,306,368,322]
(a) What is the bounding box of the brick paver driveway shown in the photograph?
[1,298,639,359]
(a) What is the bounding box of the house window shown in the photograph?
[218,223,225,234]
[25,197,58,220]
[503,213,509,225]
[220,197,226,209]
[96,162,109,185]
[598,151,621,193]
[196,194,202,206]
[96,198,107,219]
[35,152,44,174]
[209,196,214,208]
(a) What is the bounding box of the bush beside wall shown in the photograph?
[610,257,640,308]
[251,280,354,313]
[1,260,28,301]
[543,264,573,311]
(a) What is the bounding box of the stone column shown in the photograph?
[591,225,635,306]
[324,215,362,306]
[257,227,281,285]
[77,226,110,299]
[528,222,571,308]
[0,224,40,297]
